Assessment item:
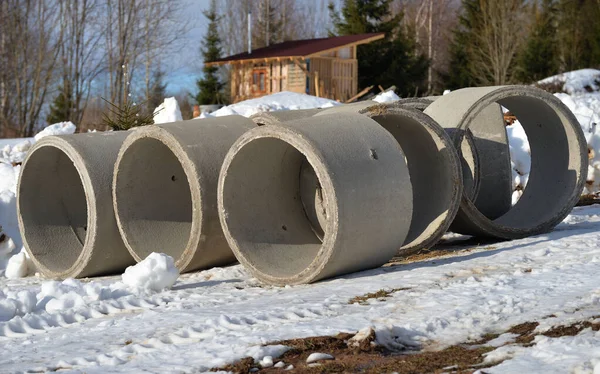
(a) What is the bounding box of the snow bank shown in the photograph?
[34,121,76,142]
[121,253,179,292]
[200,91,340,118]
[373,90,401,103]
[538,69,600,95]
[153,97,183,124]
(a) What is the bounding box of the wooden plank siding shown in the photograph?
[308,57,357,102]
[228,53,357,102]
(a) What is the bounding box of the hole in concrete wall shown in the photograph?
[19,146,88,273]
[114,138,192,262]
[221,137,325,279]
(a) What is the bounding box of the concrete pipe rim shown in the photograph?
[453,85,587,238]
[356,104,463,253]
[112,126,203,270]
[17,137,96,279]
[218,125,340,286]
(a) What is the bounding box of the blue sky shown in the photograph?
[163,0,211,94]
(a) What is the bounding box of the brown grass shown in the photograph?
[348,288,411,305]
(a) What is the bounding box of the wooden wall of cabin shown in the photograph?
[231,60,308,102]
[308,57,357,102]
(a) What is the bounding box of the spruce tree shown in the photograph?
[195,0,226,105]
[328,0,428,97]
[516,0,559,83]
[46,82,74,124]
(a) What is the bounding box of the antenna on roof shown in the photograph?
[248,11,252,55]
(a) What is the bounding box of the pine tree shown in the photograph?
[46,82,74,124]
[328,0,428,97]
[101,98,155,131]
[516,0,559,83]
[195,0,226,105]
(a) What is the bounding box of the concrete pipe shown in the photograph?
[218,113,412,285]
[316,102,462,253]
[424,86,588,239]
[249,108,323,126]
[393,97,513,221]
[17,132,134,279]
[113,117,255,273]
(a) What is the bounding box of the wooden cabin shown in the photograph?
[205,33,385,103]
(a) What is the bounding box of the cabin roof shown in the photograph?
[206,33,385,66]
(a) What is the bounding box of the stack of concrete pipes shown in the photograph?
[17,86,588,285]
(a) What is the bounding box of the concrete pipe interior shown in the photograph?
[114,137,193,261]
[220,137,327,279]
[367,110,459,249]
[464,94,585,234]
[18,145,88,274]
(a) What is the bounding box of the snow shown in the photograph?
[121,253,179,293]
[538,69,600,95]
[306,353,334,363]
[373,90,401,103]
[33,121,76,141]
[199,91,340,118]
[0,205,596,371]
[153,97,183,124]
[4,251,31,279]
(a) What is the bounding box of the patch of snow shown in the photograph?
[200,91,339,119]
[538,69,600,95]
[373,90,401,103]
[5,251,31,279]
[306,352,334,363]
[33,121,76,142]
[153,97,183,124]
[259,355,274,368]
[274,361,285,368]
[121,253,179,293]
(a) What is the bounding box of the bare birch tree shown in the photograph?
[0,0,63,137]
[471,0,527,85]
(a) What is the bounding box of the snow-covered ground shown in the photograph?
[0,206,598,372]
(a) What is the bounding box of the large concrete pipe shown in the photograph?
[315,102,462,253]
[424,86,587,238]
[249,108,323,126]
[218,113,412,285]
[17,132,134,279]
[113,117,255,273]
[393,97,513,217]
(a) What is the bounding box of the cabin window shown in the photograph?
[252,68,267,94]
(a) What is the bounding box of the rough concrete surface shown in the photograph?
[424,85,588,239]
[317,103,462,253]
[112,117,255,272]
[17,132,135,279]
[249,108,323,126]
[218,112,412,285]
